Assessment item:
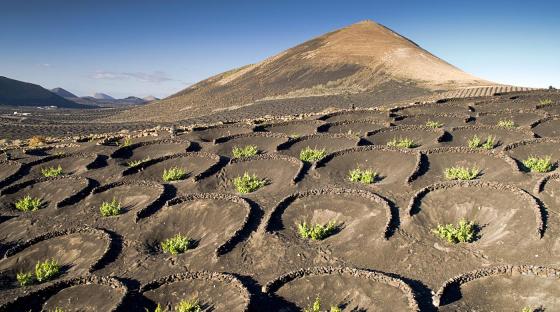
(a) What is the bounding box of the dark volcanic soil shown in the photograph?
[1,90,560,311]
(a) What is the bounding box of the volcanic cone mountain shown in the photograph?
[110,20,496,122]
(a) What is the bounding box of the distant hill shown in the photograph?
[120,96,146,105]
[50,87,77,98]
[0,76,94,108]
[143,95,159,102]
[109,20,498,122]
[94,92,115,100]
[49,87,150,107]
[70,94,149,107]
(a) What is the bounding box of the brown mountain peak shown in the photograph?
[108,20,498,122]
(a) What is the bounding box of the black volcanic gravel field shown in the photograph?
[1,90,560,311]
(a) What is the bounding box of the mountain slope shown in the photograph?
[109,20,497,122]
[0,76,93,108]
[51,87,78,98]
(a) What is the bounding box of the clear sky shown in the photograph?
[1,0,558,98]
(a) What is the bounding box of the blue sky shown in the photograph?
[1,0,558,98]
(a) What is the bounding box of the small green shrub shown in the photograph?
[41,165,63,177]
[304,297,341,312]
[298,220,338,240]
[467,135,482,149]
[481,136,496,150]
[289,133,300,139]
[387,137,417,148]
[523,156,553,173]
[128,161,144,170]
[161,234,192,255]
[145,304,164,312]
[426,120,444,128]
[300,147,327,162]
[16,259,61,287]
[127,157,150,168]
[28,135,47,147]
[49,308,64,312]
[497,119,515,128]
[344,130,361,140]
[99,198,122,217]
[175,298,201,312]
[119,137,132,147]
[305,297,321,312]
[233,172,266,193]
[432,219,478,244]
[539,99,553,105]
[35,258,60,283]
[14,195,42,212]
[467,135,496,150]
[16,271,33,286]
[232,145,258,158]
[444,166,480,180]
[162,167,188,182]
[348,168,377,184]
